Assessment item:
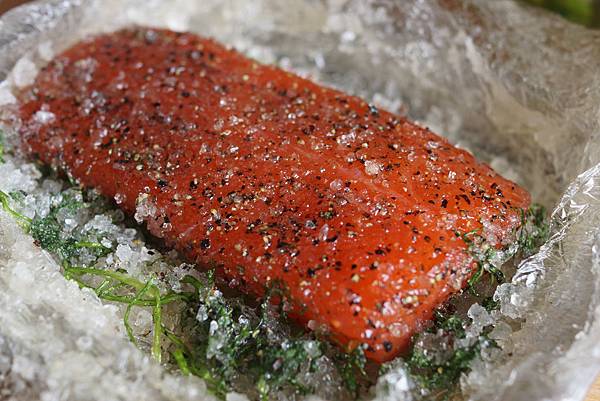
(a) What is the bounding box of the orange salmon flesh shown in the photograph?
[18,28,530,362]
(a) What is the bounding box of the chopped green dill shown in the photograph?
[26,190,112,260]
[458,230,505,295]
[181,272,329,399]
[255,341,320,400]
[481,296,500,312]
[459,204,550,293]
[390,308,497,400]
[407,340,482,392]
[433,310,465,335]
[337,346,368,397]
[517,204,549,256]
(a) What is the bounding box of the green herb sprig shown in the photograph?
[517,204,549,257]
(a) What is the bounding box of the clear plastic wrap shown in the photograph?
[1,1,599,400]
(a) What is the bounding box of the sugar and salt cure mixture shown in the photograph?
[18,28,530,363]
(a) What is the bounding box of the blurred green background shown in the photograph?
[523,0,600,27]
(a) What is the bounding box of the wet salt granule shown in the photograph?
[33,110,55,124]
[364,159,382,175]
[11,57,37,88]
[0,81,17,105]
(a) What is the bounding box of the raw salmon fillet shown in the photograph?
[18,28,530,362]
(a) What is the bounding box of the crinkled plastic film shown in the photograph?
[1,1,600,400]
